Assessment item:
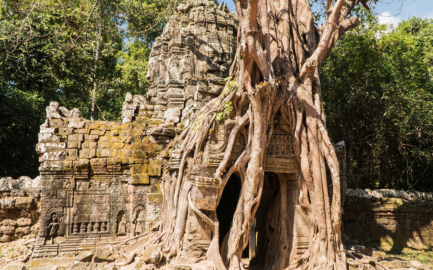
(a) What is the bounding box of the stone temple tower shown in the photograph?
[145,0,237,124]
[28,1,313,268]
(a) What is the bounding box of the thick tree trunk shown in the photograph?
[153,0,381,269]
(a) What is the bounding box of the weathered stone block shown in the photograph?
[111,142,124,149]
[90,158,107,170]
[120,130,131,138]
[143,244,162,264]
[132,174,150,185]
[100,123,110,130]
[79,148,89,159]
[149,127,175,137]
[99,141,110,149]
[132,129,144,137]
[112,128,120,136]
[132,151,147,159]
[15,197,34,209]
[134,123,147,130]
[97,148,111,157]
[372,250,386,260]
[90,129,100,135]
[66,149,78,160]
[89,142,97,149]
[132,164,149,175]
[67,141,78,149]
[110,136,120,142]
[0,234,11,242]
[89,149,96,158]
[49,119,64,128]
[15,226,31,235]
[147,193,163,203]
[1,225,15,234]
[73,159,89,172]
[121,157,130,165]
[17,218,32,227]
[6,263,26,270]
[147,119,163,127]
[89,135,99,141]
[78,129,90,134]
[94,246,115,261]
[63,161,73,171]
[40,151,66,162]
[39,161,63,171]
[122,148,132,157]
[68,134,79,142]
[3,219,17,226]
[58,127,73,135]
[121,123,132,130]
[148,160,162,176]
[89,123,100,129]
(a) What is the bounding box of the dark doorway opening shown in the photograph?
[217,174,242,246]
[216,173,281,268]
[250,172,280,268]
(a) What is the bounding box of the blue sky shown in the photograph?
[220,0,433,27]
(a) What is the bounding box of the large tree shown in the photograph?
[0,0,177,178]
[323,17,433,191]
[156,0,378,269]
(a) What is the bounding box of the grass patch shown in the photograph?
[387,248,433,266]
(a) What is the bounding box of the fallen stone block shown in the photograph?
[6,262,26,270]
[372,250,386,260]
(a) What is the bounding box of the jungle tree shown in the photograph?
[155,0,380,269]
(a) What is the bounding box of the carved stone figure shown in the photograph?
[133,209,146,236]
[117,213,127,236]
[46,213,59,244]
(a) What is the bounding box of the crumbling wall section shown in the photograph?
[32,100,170,257]
[343,188,433,251]
[0,176,41,242]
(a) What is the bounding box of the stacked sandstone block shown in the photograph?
[0,176,41,242]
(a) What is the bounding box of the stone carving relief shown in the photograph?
[117,211,127,236]
[12,1,311,266]
[145,0,237,124]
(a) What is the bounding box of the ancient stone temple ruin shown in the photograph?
[31,0,240,259]
[1,1,315,268]
[2,2,433,270]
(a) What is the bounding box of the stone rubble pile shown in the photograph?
[0,176,41,243]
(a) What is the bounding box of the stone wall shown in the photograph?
[2,0,432,267]
[343,189,433,251]
[0,0,240,259]
[0,176,41,242]
[32,100,171,257]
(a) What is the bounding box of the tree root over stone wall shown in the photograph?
[112,0,387,269]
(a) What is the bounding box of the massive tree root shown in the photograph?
[152,0,378,269]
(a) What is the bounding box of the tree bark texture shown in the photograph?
[155,0,377,269]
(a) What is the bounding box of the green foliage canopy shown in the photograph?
[322,17,433,191]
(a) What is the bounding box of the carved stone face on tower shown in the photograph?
[145,0,237,124]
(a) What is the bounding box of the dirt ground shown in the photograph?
[0,236,34,267]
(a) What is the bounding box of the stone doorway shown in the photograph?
[217,174,242,247]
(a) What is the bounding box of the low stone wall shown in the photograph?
[343,189,433,251]
[2,175,433,253]
[0,176,41,242]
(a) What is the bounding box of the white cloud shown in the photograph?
[378,11,402,28]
